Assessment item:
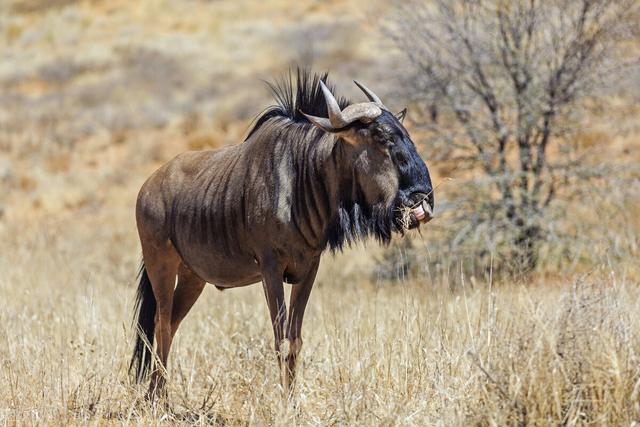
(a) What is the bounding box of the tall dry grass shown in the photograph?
[1,215,638,425]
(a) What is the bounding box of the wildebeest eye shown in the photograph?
[372,126,392,145]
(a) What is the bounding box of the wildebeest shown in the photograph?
[131,70,434,397]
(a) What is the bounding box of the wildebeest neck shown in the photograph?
[261,120,396,253]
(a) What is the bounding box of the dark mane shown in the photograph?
[246,68,349,141]
[327,200,400,252]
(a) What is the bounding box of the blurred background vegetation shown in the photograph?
[0,0,638,286]
[385,0,640,283]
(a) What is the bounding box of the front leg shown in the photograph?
[284,258,320,390]
[259,255,287,382]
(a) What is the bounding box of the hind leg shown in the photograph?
[171,263,206,338]
[141,240,180,398]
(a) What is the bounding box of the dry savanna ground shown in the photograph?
[2,223,640,425]
[1,0,639,425]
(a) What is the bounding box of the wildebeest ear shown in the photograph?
[395,108,407,123]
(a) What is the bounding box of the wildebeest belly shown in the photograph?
[174,241,262,287]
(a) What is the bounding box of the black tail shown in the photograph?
[130,262,156,382]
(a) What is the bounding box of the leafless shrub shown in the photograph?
[388,0,639,274]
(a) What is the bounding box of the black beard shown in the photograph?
[326,199,399,252]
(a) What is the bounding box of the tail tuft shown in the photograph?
[130,262,156,382]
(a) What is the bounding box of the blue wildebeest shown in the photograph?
[131,70,434,397]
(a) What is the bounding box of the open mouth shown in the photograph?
[411,200,433,223]
[400,193,434,230]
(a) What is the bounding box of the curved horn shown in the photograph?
[339,103,382,124]
[354,80,387,110]
[300,112,335,132]
[301,80,383,132]
[319,81,348,128]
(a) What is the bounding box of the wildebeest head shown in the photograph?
[302,81,434,232]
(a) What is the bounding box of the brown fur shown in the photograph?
[131,72,433,397]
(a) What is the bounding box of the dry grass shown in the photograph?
[1,215,639,425]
